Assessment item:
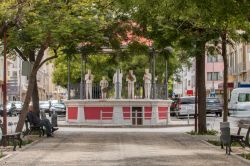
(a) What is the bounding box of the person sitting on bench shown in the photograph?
[27,104,58,137]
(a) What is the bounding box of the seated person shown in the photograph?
[27,104,58,137]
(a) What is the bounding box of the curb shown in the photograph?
[58,124,194,128]
[0,136,45,163]
[194,135,250,165]
[0,154,12,162]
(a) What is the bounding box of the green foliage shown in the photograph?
[187,129,218,136]
[239,153,250,160]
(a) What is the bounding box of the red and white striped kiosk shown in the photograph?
[64,99,172,126]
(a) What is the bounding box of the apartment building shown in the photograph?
[0,49,66,103]
[173,54,224,97]
[227,43,250,89]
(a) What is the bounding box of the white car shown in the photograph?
[229,88,250,117]
[177,96,195,116]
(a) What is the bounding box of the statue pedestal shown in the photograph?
[65,99,172,126]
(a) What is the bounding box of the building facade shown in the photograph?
[0,49,66,103]
[173,55,224,98]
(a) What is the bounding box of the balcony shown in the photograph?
[228,67,237,76]
[238,62,247,73]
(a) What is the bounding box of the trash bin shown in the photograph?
[51,113,58,127]
[220,122,231,154]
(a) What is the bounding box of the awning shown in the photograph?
[218,82,234,89]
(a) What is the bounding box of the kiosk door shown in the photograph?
[132,107,143,125]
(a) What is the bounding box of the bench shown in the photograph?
[23,119,45,137]
[231,120,250,148]
[0,121,22,151]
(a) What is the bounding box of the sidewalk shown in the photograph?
[0,127,249,166]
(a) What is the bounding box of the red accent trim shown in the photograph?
[144,107,152,120]
[158,107,168,119]
[123,107,131,120]
[68,107,78,120]
[84,107,113,120]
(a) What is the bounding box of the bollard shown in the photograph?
[51,112,58,127]
[220,122,231,155]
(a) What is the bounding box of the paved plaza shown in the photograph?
[0,127,249,166]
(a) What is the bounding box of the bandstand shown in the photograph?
[64,45,173,126]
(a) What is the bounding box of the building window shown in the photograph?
[207,55,218,63]
[248,48,250,62]
[12,71,17,77]
[207,72,219,81]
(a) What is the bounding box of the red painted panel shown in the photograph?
[68,107,78,120]
[158,107,168,119]
[84,107,113,120]
[123,107,130,120]
[144,107,152,120]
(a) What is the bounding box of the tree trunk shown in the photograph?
[221,32,228,122]
[16,45,47,132]
[197,41,207,134]
[32,76,40,117]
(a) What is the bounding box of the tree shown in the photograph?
[4,0,107,132]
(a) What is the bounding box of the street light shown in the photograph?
[149,47,156,99]
[163,46,173,99]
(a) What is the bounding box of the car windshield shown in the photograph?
[206,98,220,103]
[15,103,22,108]
[180,97,195,104]
[52,103,65,108]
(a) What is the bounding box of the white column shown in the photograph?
[77,105,85,123]
[113,106,123,125]
[151,104,158,125]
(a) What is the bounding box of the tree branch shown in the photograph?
[37,49,58,69]
[14,47,28,61]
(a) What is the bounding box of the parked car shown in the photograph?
[228,88,250,117]
[9,101,23,114]
[0,103,18,116]
[50,102,66,116]
[206,97,223,117]
[39,101,51,114]
[177,96,195,116]
[170,97,180,116]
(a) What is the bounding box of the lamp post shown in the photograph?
[80,54,84,99]
[163,46,173,99]
[149,47,156,99]
[67,56,71,100]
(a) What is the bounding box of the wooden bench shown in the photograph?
[231,120,250,148]
[23,119,45,137]
[0,121,22,151]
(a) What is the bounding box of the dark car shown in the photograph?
[206,97,223,117]
[9,101,23,114]
[50,103,66,116]
[39,101,51,114]
[0,103,18,116]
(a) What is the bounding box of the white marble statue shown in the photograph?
[126,70,136,99]
[113,69,123,99]
[85,69,94,99]
[143,69,152,99]
[100,76,109,99]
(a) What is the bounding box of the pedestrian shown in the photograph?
[27,104,58,137]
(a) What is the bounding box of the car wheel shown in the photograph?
[49,113,51,117]
[219,112,222,117]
